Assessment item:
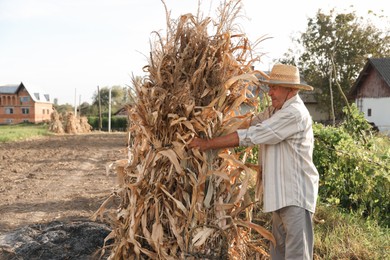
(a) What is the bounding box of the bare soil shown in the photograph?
[0,132,127,234]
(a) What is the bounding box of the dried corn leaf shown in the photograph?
[192,227,215,247]
[235,220,276,247]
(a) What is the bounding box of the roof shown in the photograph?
[350,57,390,97]
[370,58,390,85]
[0,82,52,103]
[0,83,23,94]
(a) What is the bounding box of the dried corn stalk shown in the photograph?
[95,1,274,259]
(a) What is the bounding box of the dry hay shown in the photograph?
[50,111,92,134]
[49,109,65,134]
[94,1,273,259]
[79,116,92,133]
[64,112,78,134]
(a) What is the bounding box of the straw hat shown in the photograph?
[259,64,313,91]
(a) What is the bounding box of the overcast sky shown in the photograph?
[0,0,388,105]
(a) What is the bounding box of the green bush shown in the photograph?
[87,116,128,131]
[313,104,390,226]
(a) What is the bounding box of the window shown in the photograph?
[367,108,372,117]
[22,108,30,114]
[20,96,30,103]
[5,107,13,114]
[42,109,45,114]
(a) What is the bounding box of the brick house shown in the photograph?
[0,82,53,124]
[350,58,390,134]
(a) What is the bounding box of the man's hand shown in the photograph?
[188,137,209,152]
[188,132,239,152]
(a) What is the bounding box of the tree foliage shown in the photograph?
[53,103,74,115]
[91,85,130,114]
[92,85,127,107]
[283,9,390,119]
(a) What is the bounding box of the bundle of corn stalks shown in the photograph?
[94,1,274,259]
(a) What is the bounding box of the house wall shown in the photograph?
[357,68,390,98]
[0,88,52,124]
[305,104,329,122]
[33,103,53,123]
[357,97,390,134]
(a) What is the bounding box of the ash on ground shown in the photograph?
[0,220,111,260]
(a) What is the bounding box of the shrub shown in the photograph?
[313,104,390,226]
[87,116,128,131]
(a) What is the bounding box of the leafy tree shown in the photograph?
[91,85,130,114]
[78,102,93,116]
[282,9,390,120]
[54,103,74,115]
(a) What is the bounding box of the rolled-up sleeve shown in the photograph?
[237,109,302,146]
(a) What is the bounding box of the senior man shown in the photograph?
[188,63,319,259]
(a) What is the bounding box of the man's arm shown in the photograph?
[188,132,239,152]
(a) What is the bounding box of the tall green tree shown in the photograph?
[91,85,129,114]
[283,9,390,120]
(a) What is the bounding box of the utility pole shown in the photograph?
[108,87,112,132]
[74,88,77,117]
[79,94,81,116]
[98,86,102,130]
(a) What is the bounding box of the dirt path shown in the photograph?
[0,132,127,234]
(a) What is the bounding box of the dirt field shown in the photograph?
[0,132,127,235]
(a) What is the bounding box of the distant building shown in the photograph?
[0,82,53,124]
[350,58,390,134]
[299,90,329,122]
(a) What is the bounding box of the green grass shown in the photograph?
[251,201,389,259]
[0,123,52,142]
[314,203,389,260]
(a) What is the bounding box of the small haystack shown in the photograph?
[50,111,92,134]
[79,116,92,133]
[95,1,273,259]
[64,112,78,134]
[49,109,65,134]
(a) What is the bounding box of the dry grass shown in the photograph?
[94,1,272,259]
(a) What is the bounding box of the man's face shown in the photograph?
[268,85,291,109]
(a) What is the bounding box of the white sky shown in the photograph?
[0,0,388,105]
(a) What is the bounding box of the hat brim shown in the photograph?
[259,79,313,91]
